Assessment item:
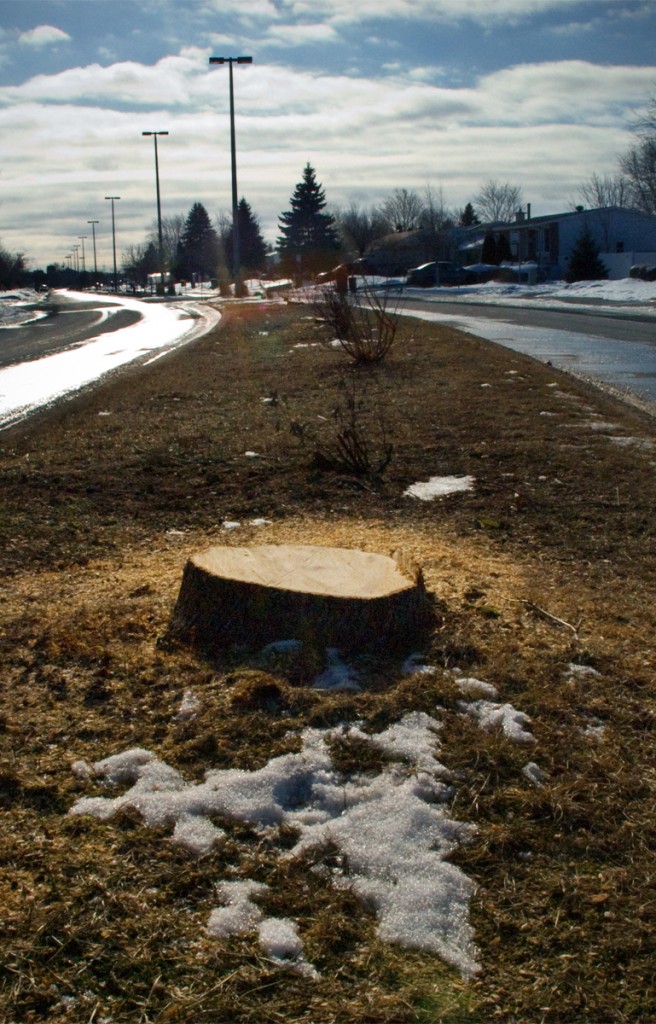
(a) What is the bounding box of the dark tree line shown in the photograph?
[0,242,26,289]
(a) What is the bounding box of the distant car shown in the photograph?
[406,261,463,287]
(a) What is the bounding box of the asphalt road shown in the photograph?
[397,296,656,345]
[0,294,141,369]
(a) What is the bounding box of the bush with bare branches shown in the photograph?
[312,278,401,364]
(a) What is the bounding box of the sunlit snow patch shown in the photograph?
[459,700,536,744]
[453,675,499,700]
[404,475,475,500]
[69,714,479,977]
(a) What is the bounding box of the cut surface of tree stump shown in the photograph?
[167,544,434,653]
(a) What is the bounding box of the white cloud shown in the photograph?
[476,61,656,126]
[264,22,341,47]
[208,33,240,48]
[200,0,281,22]
[279,0,582,27]
[18,24,71,47]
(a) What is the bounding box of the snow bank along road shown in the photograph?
[0,290,221,429]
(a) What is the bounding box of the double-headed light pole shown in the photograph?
[104,196,121,291]
[209,55,252,293]
[142,131,168,287]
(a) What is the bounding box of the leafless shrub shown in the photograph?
[290,374,393,478]
[312,278,400,363]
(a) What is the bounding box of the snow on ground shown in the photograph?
[0,288,50,328]
[69,654,554,981]
[404,475,475,500]
[401,276,656,311]
[0,290,221,428]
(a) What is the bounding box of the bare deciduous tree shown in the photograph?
[379,188,424,232]
[572,173,631,210]
[473,180,524,223]
[147,214,185,269]
[333,202,388,256]
[419,184,451,235]
[618,94,656,215]
[620,138,656,215]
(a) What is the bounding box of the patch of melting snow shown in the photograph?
[567,663,601,680]
[522,762,547,787]
[174,690,201,722]
[584,421,621,432]
[208,880,319,976]
[453,676,499,700]
[69,713,480,977]
[402,653,438,676]
[581,717,606,741]
[222,520,241,530]
[262,638,302,655]
[609,436,653,449]
[311,648,361,692]
[459,700,536,744]
[404,475,475,500]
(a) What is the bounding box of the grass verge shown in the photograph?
[1,301,655,1022]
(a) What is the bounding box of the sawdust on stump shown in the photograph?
[167,543,435,653]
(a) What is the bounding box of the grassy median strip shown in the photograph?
[1,302,655,1023]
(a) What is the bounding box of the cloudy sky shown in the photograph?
[1,0,655,270]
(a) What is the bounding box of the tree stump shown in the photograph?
[167,544,434,654]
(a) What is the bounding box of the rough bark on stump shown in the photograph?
[167,544,434,654]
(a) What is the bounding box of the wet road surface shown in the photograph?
[0,294,141,369]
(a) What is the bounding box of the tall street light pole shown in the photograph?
[105,196,121,292]
[87,220,99,283]
[209,55,252,294]
[142,131,168,289]
[78,236,87,283]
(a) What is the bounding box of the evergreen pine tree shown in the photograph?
[481,232,498,265]
[459,202,480,226]
[226,198,267,275]
[565,227,608,283]
[496,233,512,263]
[175,202,220,281]
[277,163,340,278]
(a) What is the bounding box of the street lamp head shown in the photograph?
[142,131,169,136]
[209,56,252,64]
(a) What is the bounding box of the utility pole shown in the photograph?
[142,131,169,290]
[87,220,99,283]
[78,235,87,284]
[105,196,121,291]
[208,55,252,295]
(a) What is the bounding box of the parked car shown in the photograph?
[406,261,463,287]
[629,264,656,281]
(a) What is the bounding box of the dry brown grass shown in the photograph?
[1,302,655,1022]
